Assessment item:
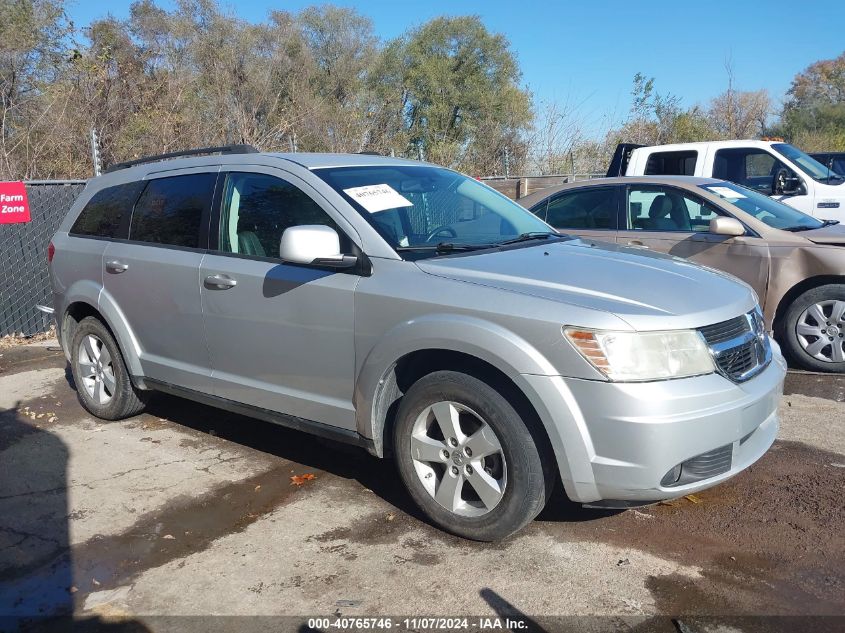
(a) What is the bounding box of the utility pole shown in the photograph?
[90,128,102,177]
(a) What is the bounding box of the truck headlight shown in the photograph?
[563,328,715,382]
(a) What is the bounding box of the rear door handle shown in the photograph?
[105,260,129,273]
[204,273,237,289]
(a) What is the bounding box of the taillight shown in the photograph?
[48,241,55,263]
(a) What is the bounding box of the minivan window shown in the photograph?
[644,150,697,176]
[129,173,216,248]
[70,181,145,239]
[546,188,616,230]
[218,172,343,259]
[313,165,553,258]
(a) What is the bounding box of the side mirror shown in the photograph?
[772,168,803,196]
[709,217,745,237]
[279,225,357,268]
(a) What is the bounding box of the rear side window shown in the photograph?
[545,187,617,230]
[70,182,145,238]
[130,173,216,248]
[644,151,697,176]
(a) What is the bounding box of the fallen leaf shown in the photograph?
[386,513,395,521]
[92,578,100,586]
[658,500,677,507]
[162,534,175,540]
[684,494,703,504]
[68,586,78,594]
[290,473,316,486]
[254,485,261,492]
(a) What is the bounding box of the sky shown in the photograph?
[64,0,845,137]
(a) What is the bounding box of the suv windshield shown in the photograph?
[772,143,844,184]
[314,165,557,258]
[701,181,826,231]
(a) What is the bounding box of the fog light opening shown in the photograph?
[661,463,683,487]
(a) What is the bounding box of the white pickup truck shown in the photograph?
[608,140,845,222]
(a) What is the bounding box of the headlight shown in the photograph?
[563,328,715,382]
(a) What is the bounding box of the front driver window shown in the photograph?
[218,172,343,259]
[713,148,790,194]
[628,187,725,232]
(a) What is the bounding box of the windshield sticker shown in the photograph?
[343,184,413,213]
[709,186,746,199]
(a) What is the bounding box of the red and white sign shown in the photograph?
[0,181,31,224]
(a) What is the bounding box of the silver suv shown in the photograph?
[49,146,787,540]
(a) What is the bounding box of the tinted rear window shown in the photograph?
[644,150,698,176]
[129,174,216,248]
[70,182,145,238]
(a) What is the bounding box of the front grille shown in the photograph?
[699,315,749,345]
[699,310,771,383]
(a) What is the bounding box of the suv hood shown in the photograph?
[416,239,757,331]
[800,223,845,245]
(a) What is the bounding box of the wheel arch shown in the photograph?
[354,314,590,499]
[61,290,143,379]
[773,275,845,336]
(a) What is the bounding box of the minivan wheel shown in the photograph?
[393,370,550,541]
[780,284,845,372]
[70,316,147,420]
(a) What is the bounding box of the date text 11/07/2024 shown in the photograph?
[306,617,530,630]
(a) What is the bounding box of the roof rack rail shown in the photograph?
[105,144,259,173]
[355,151,382,156]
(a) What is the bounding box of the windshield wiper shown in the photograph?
[821,219,841,227]
[496,232,559,246]
[395,242,496,253]
[782,225,821,232]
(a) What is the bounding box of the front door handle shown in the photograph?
[626,240,649,249]
[105,260,129,273]
[204,274,237,289]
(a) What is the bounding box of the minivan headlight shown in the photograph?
[563,328,715,382]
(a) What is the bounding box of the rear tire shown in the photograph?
[779,284,845,372]
[393,370,551,541]
[70,316,147,420]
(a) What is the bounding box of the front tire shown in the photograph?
[70,316,147,420]
[780,284,845,372]
[393,370,551,541]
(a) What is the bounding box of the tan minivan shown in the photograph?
[520,176,845,372]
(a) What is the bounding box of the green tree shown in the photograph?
[387,16,532,173]
[779,51,845,151]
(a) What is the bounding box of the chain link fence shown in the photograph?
[1,181,87,337]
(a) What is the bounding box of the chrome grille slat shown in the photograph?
[699,310,771,383]
[699,316,750,345]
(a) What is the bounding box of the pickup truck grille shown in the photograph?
[699,310,771,383]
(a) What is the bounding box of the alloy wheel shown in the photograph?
[796,300,845,363]
[409,401,507,517]
[77,334,116,404]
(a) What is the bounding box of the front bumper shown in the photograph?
[523,341,787,503]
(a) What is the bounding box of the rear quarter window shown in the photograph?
[644,150,698,176]
[70,181,145,238]
[129,173,216,248]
